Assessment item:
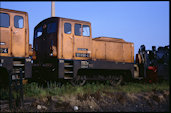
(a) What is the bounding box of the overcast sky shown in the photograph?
[1,1,169,56]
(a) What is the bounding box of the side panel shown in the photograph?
[123,43,134,63]
[89,60,134,78]
[0,12,11,57]
[92,40,134,63]
[0,26,11,56]
[92,41,106,60]
[71,60,134,79]
[106,42,123,62]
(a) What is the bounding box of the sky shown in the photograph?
[0,1,169,57]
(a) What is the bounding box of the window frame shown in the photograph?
[82,25,90,37]
[74,23,82,36]
[64,22,72,34]
[0,13,10,28]
[14,15,24,29]
[35,26,43,38]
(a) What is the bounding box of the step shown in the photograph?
[13,64,25,66]
[13,70,25,74]
[64,71,73,74]
[64,65,73,67]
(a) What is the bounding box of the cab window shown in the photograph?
[83,25,90,37]
[75,24,81,36]
[14,15,23,28]
[47,22,57,33]
[64,23,71,34]
[35,26,43,38]
[0,13,10,27]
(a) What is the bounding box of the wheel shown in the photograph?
[109,75,123,86]
[70,75,86,86]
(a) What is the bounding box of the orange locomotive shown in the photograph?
[32,17,134,86]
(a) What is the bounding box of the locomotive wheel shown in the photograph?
[70,75,86,86]
[109,75,123,86]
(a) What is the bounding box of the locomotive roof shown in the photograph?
[0,8,28,15]
[34,17,91,30]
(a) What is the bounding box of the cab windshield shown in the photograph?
[34,22,57,38]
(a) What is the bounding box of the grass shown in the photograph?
[23,80,170,97]
[24,82,47,97]
[0,80,169,100]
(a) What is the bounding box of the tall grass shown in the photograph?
[23,82,47,97]
[0,81,169,100]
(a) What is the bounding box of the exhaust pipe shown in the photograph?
[51,1,55,17]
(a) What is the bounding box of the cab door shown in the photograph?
[74,23,92,60]
[62,20,74,59]
[11,13,26,57]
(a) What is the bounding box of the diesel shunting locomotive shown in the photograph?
[32,17,135,86]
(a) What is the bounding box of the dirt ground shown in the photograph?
[0,90,169,112]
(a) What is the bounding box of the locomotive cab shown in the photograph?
[33,17,92,62]
[0,8,32,86]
